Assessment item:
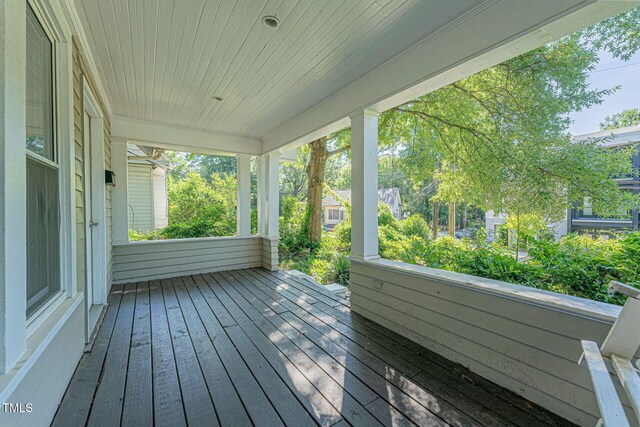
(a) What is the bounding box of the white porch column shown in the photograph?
[0,0,26,372]
[236,154,251,236]
[257,152,280,270]
[257,156,266,235]
[264,152,280,238]
[111,139,129,243]
[350,109,380,260]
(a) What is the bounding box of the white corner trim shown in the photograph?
[112,116,263,156]
[351,257,622,323]
[58,0,113,117]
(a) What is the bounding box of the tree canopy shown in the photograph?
[307,7,640,225]
[600,108,640,129]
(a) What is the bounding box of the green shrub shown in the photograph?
[400,214,431,240]
[277,198,640,305]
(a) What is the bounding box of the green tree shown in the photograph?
[600,108,640,129]
[165,171,236,237]
[301,7,640,245]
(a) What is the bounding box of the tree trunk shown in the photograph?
[306,137,329,243]
[448,202,455,236]
[432,201,439,239]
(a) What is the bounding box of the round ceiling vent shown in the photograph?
[262,16,280,29]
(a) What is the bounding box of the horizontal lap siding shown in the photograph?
[72,43,85,294]
[73,38,113,291]
[261,237,278,270]
[349,261,637,427]
[112,237,263,283]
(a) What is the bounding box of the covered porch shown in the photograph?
[53,268,568,427]
[2,1,639,426]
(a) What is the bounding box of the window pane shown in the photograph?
[26,6,54,160]
[26,6,60,317]
[26,157,60,316]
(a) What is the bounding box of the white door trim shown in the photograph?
[82,78,106,340]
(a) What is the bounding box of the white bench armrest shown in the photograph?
[611,354,640,422]
[581,340,630,427]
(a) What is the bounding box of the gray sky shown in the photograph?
[568,49,640,136]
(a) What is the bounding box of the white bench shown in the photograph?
[579,281,640,427]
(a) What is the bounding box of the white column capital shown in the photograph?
[349,108,381,121]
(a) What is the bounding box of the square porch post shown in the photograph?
[236,154,251,237]
[257,152,280,269]
[350,109,380,260]
[111,139,129,243]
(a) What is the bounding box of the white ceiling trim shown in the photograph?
[111,116,262,156]
[261,0,638,153]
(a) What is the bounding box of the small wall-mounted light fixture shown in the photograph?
[105,170,117,187]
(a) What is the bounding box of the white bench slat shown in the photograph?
[611,354,640,422]
[581,340,630,427]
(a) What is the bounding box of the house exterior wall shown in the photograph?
[485,210,569,241]
[126,163,154,232]
[323,205,346,228]
[0,5,112,426]
[350,258,637,426]
[73,38,112,294]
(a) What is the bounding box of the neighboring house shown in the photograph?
[486,125,640,240]
[485,210,569,241]
[127,145,171,233]
[322,188,401,229]
[568,125,640,236]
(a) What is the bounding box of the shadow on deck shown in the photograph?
[51,268,573,426]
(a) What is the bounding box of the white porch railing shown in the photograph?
[112,235,278,284]
[349,257,636,426]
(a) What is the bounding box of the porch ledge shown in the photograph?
[113,234,263,247]
[350,257,621,323]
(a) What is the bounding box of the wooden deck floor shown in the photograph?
[52,268,573,427]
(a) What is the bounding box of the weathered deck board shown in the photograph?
[51,284,123,427]
[53,268,574,427]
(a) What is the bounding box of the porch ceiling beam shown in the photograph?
[112,116,262,156]
[261,0,637,153]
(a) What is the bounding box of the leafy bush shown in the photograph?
[278,198,640,305]
[401,214,431,240]
[129,170,237,241]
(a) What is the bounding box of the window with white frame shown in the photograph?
[328,208,344,221]
[25,4,61,317]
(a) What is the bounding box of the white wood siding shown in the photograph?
[112,236,264,283]
[349,258,639,426]
[261,237,279,271]
[73,39,113,294]
[127,164,153,232]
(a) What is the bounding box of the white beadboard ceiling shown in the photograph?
[75,0,485,139]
